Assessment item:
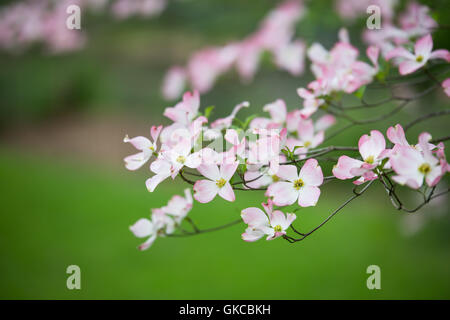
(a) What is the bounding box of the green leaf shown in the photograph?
[354,85,366,100]
[243,114,258,130]
[204,105,215,119]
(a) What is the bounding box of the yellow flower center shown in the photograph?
[365,155,374,164]
[416,55,423,62]
[303,141,311,147]
[216,178,227,188]
[176,156,186,164]
[293,179,304,190]
[418,163,431,175]
[272,175,280,182]
[273,225,282,232]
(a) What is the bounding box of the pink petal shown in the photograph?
[386,124,409,146]
[299,159,323,186]
[242,227,265,242]
[224,129,240,145]
[414,34,433,58]
[332,156,363,180]
[426,165,443,187]
[298,119,314,142]
[298,186,320,207]
[197,164,221,181]
[429,49,450,62]
[358,130,386,160]
[275,164,298,182]
[138,235,157,251]
[124,151,150,171]
[218,182,235,202]
[443,78,450,97]
[285,213,297,229]
[315,115,336,132]
[385,47,415,61]
[163,106,189,125]
[367,45,380,67]
[390,146,424,177]
[311,131,325,148]
[391,174,422,189]
[193,180,219,203]
[263,99,287,124]
[269,210,287,229]
[286,110,302,132]
[297,87,314,100]
[399,60,423,75]
[130,218,153,238]
[162,66,186,100]
[266,182,299,206]
[181,90,200,115]
[220,161,239,181]
[124,135,152,150]
[241,207,269,227]
[150,125,163,142]
[146,173,170,192]
[184,152,202,169]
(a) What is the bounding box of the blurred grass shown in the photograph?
[0,146,449,299]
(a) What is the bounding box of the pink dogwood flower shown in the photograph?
[145,157,172,192]
[398,2,437,38]
[123,125,163,170]
[162,137,202,178]
[162,188,193,224]
[241,199,296,241]
[296,80,328,119]
[390,132,447,189]
[386,34,450,75]
[163,90,200,126]
[193,161,239,203]
[333,130,388,184]
[250,99,287,129]
[129,208,174,251]
[248,128,287,175]
[244,156,290,189]
[266,159,323,207]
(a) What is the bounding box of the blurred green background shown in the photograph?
[0,0,449,299]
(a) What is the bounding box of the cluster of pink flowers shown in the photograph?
[125,88,340,247]
[162,0,306,100]
[333,124,449,188]
[127,8,449,248]
[0,0,166,53]
[363,2,440,58]
[296,29,380,118]
[0,0,88,53]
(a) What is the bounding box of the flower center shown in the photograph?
[216,178,227,188]
[303,141,311,147]
[271,175,280,182]
[418,163,431,175]
[365,155,374,164]
[273,225,282,232]
[176,155,186,164]
[416,55,423,62]
[293,179,304,190]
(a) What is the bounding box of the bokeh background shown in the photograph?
[0,0,449,299]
